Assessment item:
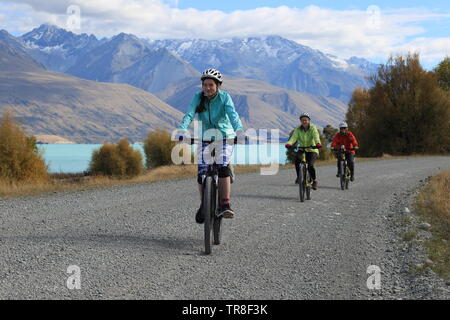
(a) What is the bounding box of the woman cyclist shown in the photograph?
[285,113,322,190]
[178,68,245,224]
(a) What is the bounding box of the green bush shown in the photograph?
[143,129,176,169]
[0,112,48,183]
[89,138,143,177]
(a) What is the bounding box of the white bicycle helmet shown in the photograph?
[299,112,311,120]
[201,68,223,83]
[339,122,348,128]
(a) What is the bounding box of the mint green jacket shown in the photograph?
[287,124,321,154]
[178,90,244,139]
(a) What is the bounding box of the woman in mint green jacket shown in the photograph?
[285,113,322,190]
[178,69,244,223]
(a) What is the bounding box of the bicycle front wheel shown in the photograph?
[299,165,305,202]
[345,165,350,190]
[203,176,215,254]
[306,169,311,200]
[213,215,222,245]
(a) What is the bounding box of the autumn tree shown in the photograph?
[346,53,450,156]
[434,56,450,91]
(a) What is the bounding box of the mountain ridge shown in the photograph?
[0,37,184,143]
[19,25,378,102]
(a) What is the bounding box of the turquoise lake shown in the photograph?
[38,144,289,173]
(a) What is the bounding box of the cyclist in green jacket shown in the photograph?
[285,113,322,190]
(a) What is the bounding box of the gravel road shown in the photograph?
[0,156,449,300]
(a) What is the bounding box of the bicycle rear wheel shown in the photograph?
[203,176,215,254]
[299,165,305,202]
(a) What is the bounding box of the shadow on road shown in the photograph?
[237,194,296,201]
[317,185,342,190]
[6,233,202,255]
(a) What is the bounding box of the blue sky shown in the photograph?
[176,0,450,12]
[0,0,449,69]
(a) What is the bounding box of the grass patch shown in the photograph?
[0,163,292,198]
[401,230,418,242]
[395,216,413,227]
[414,169,450,280]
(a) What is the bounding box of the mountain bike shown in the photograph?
[181,136,245,255]
[290,145,319,202]
[335,145,356,190]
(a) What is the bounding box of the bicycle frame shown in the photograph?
[336,145,352,190]
[296,150,312,189]
[291,145,317,202]
[180,136,246,254]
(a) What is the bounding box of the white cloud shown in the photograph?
[1,1,449,67]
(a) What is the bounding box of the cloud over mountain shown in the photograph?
[2,1,449,67]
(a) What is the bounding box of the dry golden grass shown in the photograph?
[0,162,295,198]
[0,154,446,199]
[415,169,450,279]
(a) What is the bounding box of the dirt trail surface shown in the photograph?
[1,156,449,300]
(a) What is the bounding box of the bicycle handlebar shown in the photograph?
[333,146,358,151]
[287,145,320,151]
[178,136,248,145]
[296,146,320,149]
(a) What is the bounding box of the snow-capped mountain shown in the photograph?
[16,25,379,102]
[65,32,153,81]
[21,24,101,72]
[147,35,379,101]
[64,32,199,90]
[346,56,380,76]
[5,24,383,136]
[19,26,198,91]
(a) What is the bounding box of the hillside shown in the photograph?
[0,38,183,143]
[157,76,348,136]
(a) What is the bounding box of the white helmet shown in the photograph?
[201,68,223,83]
[299,112,311,120]
[339,122,348,128]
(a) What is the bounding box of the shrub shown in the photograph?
[0,112,48,183]
[117,138,144,176]
[89,138,143,177]
[143,129,176,169]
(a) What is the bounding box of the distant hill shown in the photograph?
[0,37,183,143]
[0,32,44,72]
